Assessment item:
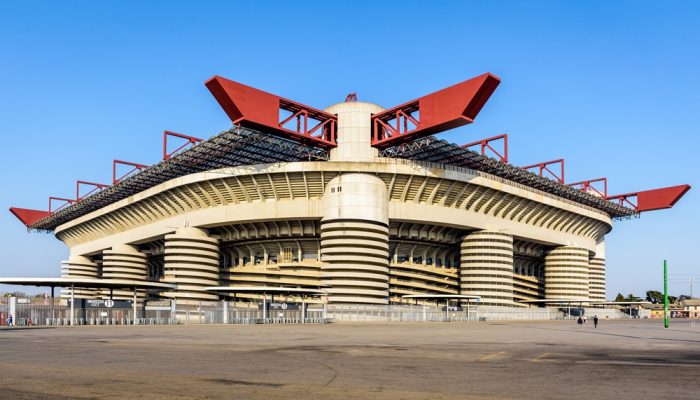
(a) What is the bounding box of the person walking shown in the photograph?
[7,314,13,326]
[593,315,599,328]
[577,316,583,326]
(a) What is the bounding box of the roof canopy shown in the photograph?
[0,277,175,290]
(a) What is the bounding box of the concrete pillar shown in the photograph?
[544,246,590,301]
[321,173,389,304]
[460,230,514,307]
[163,227,220,305]
[60,255,99,299]
[101,244,148,300]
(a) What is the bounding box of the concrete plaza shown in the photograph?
[1,319,698,399]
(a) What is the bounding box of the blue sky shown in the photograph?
[1,1,698,298]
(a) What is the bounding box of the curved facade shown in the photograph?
[41,99,622,307]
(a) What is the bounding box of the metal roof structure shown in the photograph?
[381,136,638,219]
[26,127,329,232]
[17,72,692,232]
[22,124,643,232]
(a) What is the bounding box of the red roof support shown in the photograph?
[371,73,501,149]
[462,134,508,163]
[113,159,149,184]
[607,184,691,212]
[76,181,110,202]
[521,159,565,184]
[9,207,51,227]
[569,178,608,198]
[163,130,203,160]
[49,197,76,213]
[205,76,337,148]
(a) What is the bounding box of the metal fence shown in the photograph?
[2,296,660,326]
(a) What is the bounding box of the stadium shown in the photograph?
[8,72,690,315]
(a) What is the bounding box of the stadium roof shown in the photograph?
[20,124,639,232]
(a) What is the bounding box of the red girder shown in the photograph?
[462,134,508,163]
[49,197,75,213]
[205,76,337,148]
[113,160,149,184]
[163,130,203,160]
[606,184,691,212]
[569,177,608,198]
[521,159,565,184]
[371,73,501,149]
[9,207,51,226]
[76,180,110,202]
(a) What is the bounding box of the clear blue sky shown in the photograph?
[1,1,697,298]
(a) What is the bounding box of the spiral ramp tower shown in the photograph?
[460,230,514,306]
[100,244,148,299]
[162,227,220,304]
[60,255,99,298]
[544,246,590,301]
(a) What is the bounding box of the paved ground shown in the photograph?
[1,319,699,399]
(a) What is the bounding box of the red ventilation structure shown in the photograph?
[113,160,149,184]
[163,130,203,160]
[569,178,608,198]
[522,159,565,184]
[205,76,337,148]
[371,73,501,149]
[606,184,691,212]
[9,207,51,226]
[76,181,110,201]
[462,134,508,163]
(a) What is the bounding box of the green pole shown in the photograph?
[663,259,669,328]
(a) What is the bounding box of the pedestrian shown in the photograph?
[593,315,599,329]
[7,314,13,326]
[583,315,587,324]
[577,316,583,326]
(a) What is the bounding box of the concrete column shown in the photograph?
[60,255,99,299]
[321,173,389,304]
[163,227,220,305]
[101,244,148,299]
[460,230,514,307]
[544,246,590,301]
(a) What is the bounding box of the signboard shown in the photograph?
[258,302,300,311]
[70,299,132,309]
[441,306,464,311]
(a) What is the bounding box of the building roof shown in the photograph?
[0,277,176,290]
[22,126,639,232]
[681,299,700,306]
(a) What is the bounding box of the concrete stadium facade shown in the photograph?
[54,101,614,307]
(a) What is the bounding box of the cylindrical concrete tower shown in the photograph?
[325,101,384,162]
[460,230,514,306]
[320,101,389,304]
[163,227,219,303]
[61,255,99,298]
[321,173,389,304]
[544,246,590,300]
[101,244,148,299]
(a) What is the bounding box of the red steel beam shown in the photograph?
[113,159,149,184]
[462,134,508,163]
[49,196,76,213]
[568,177,608,198]
[607,184,691,212]
[76,180,110,202]
[205,76,337,148]
[371,73,501,149]
[521,159,565,184]
[163,130,203,160]
[9,207,51,226]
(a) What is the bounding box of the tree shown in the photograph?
[625,293,642,302]
[646,290,663,304]
[614,293,624,302]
